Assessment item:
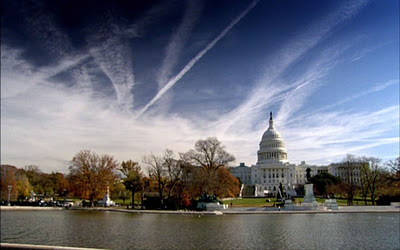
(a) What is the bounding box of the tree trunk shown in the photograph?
[131,191,135,209]
[140,192,144,210]
[370,184,375,205]
[158,183,163,208]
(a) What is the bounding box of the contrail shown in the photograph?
[136,0,259,118]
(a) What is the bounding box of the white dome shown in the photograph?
[257,112,288,164]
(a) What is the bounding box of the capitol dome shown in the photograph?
[257,112,288,164]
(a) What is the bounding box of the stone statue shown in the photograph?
[306,168,311,183]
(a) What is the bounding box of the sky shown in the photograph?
[1,0,399,173]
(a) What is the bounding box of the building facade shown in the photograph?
[229,112,347,197]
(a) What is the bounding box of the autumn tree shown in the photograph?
[119,160,143,209]
[69,150,119,207]
[0,165,18,202]
[213,167,240,198]
[48,172,69,198]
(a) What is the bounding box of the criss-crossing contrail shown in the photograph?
[136,0,259,118]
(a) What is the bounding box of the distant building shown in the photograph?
[230,163,251,185]
[230,112,352,196]
[328,162,362,185]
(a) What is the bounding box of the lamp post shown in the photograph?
[8,185,12,206]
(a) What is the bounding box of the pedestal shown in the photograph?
[325,199,338,210]
[301,184,318,210]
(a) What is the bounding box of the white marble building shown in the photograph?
[230,112,328,196]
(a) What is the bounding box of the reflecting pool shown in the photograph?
[1,210,399,249]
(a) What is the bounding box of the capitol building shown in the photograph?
[230,112,355,197]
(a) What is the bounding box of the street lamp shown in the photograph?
[8,185,12,206]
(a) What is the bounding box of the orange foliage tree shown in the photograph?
[69,150,119,207]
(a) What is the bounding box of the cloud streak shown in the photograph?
[156,0,203,90]
[210,0,370,136]
[136,0,259,118]
[88,15,136,111]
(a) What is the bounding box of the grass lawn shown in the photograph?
[221,198,278,207]
[113,199,141,206]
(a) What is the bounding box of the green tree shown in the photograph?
[310,172,341,196]
[23,165,44,195]
[15,170,32,201]
[119,160,143,209]
[111,181,130,205]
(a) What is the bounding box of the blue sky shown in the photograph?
[1,0,399,173]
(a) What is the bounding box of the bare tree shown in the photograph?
[163,149,182,200]
[182,137,235,174]
[359,158,370,205]
[144,153,167,208]
[342,154,358,206]
[139,177,151,209]
[364,157,384,205]
[181,137,236,196]
[359,156,388,205]
[386,157,400,183]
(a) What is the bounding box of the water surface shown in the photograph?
[1,210,399,249]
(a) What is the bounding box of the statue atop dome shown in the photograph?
[269,111,274,129]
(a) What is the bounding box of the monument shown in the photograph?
[301,168,318,209]
[98,186,115,207]
[197,193,227,211]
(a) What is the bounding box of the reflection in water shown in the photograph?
[1,210,399,249]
